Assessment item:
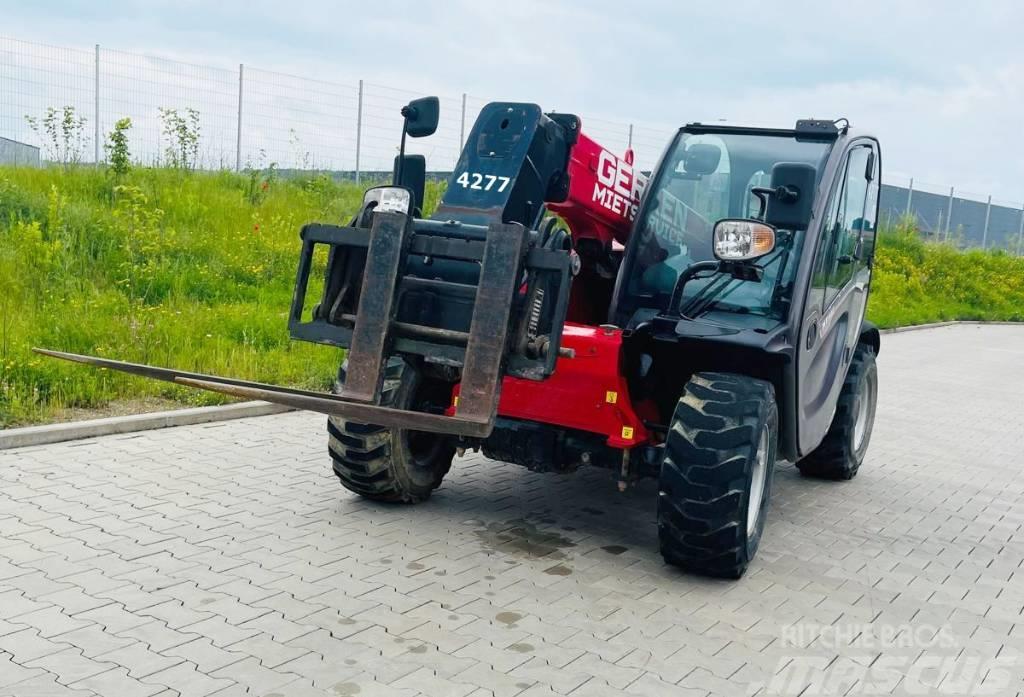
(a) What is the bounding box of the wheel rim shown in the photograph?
[852,377,874,451]
[402,375,451,470]
[406,429,445,469]
[747,425,770,537]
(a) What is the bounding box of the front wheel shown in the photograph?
[658,373,778,579]
[328,358,456,503]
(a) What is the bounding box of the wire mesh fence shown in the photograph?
[100,47,238,169]
[879,176,1024,254]
[242,67,356,171]
[1,38,95,165]
[2,35,1022,253]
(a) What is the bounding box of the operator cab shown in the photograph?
[614,121,840,332]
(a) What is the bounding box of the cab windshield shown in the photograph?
[622,130,833,323]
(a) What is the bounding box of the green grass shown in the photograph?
[0,166,1020,426]
[0,166,427,427]
[869,219,1024,328]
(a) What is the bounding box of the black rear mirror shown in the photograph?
[393,154,426,214]
[764,162,816,230]
[402,96,439,138]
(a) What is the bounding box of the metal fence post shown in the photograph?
[235,64,244,171]
[94,44,100,166]
[1017,203,1024,256]
[459,93,467,148]
[945,187,954,242]
[355,80,363,185]
[905,178,913,215]
[981,195,992,249]
[628,124,633,150]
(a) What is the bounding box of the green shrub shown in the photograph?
[105,118,133,177]
[868,225,1024,327]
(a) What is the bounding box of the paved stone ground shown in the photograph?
[1,324,1023,697]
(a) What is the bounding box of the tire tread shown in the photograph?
[658,372,777,579]
[327,358,452,503]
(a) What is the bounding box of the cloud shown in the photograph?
[3,0,1022,201]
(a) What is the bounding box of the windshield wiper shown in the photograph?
[679,273,733,318]
[679,274,745,317]
[673,245,789,319]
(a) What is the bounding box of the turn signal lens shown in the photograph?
[713,220,777,261]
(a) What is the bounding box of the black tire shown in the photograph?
[328,358,455,503]
[658,372,778,579]
[797,344,877,481]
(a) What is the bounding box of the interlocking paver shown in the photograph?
[0,673,99,697]
[35,586,112,615]
[223,632,309,668]
[161,637,245,673]
[454,637,533,673]
[69,666,167,697]
[98,640,183,677]
[114,619,198,652]
[1,325,1023,697]
[272,651,363,689]
[24,646,117,685]
[144,660,235,697]
[208,656,299,693]
[52,624,135,659]
[451,662,532,697]
[12,605,92,638]
[393,666,477,697]
[508,655,592,693]
[2,571,73,599]
[320,672,421,697]
[0,627,72,662]
[0,651,45,688]
[179,616,260,648]
[138,599,214,629]
[72,601,151,634]
[237,610,317,643]
[0,590,51,620]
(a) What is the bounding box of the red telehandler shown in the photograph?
[39,98,881,577]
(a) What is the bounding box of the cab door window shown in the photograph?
[860,149,880,265]
[814,146,870,307]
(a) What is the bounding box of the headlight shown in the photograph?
[713,219,776,261]
[362,186,412,214]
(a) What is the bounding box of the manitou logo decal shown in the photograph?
[593,150,646,221]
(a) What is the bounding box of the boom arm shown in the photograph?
[548,130,647,248]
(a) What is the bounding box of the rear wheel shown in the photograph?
[658,373,778,579]
[328,358,456,503]
[797,344,877,480]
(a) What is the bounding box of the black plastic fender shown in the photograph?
[859,319,881,356]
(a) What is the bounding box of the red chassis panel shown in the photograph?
[446,129,655,449]
[451,324,655,449]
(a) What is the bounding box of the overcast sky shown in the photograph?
[3,0,1023,202]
